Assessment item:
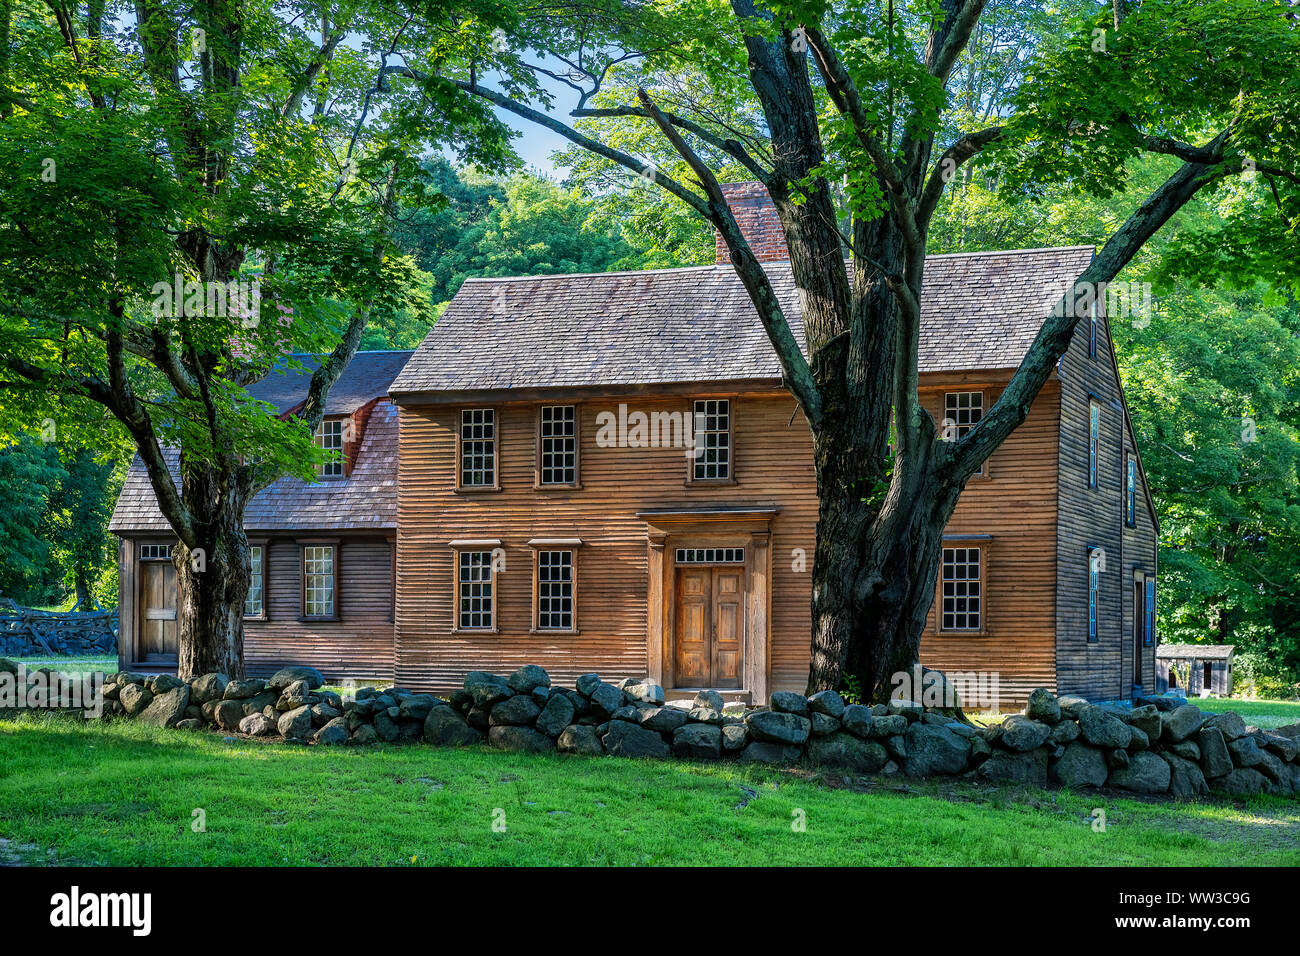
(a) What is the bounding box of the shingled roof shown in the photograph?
[389,246,1095,400]
[110,351,411,534]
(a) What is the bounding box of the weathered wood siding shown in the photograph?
[244,536,395,681]
[918,377,1062,707]
[394,393,817,694]
[1055,306,1159,699]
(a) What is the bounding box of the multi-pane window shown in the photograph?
[460,409,496,487]
[539,406,578,485]
[675,548,745,564]
[1089,299,1098,358]
[1125,455,1137,527]
[536,550,574,630]
[457,551,494,629]
[245,545,264,617]
[941,547,981,631]
[945,391,984,475]
[1088,401,1100,489]
[692,399,731,481]
[139,544,171,561]
[302,545,335,618]
[315,419,344,478]
[1147,581,1156,645]
[1088,549,1101,643]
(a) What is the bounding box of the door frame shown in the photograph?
[638,507,777,704]
[1132,569,1146,688]
[135,539,179,665]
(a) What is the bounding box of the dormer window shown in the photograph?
[315,418,345,478]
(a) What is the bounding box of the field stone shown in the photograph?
[424,707,482,746]
[119,683,153,716]
[1025,688,1061,724]
[268,666,324,691]
[602,720,669,758]
[687,707,722,725]
[490,695,541,727]
[588,682,625,719]
[1227,736,1265,768]
[640,706,688,734]
[1056,695,1089,720]
[535,693,576,737]
[372,711,399,742]
[189,672,229,704]
[507,664,551,695]
[999,715,1052,752]
[808,690,846,719]
[1160,704,1204,744]
[149,673,185,694]
[739,741,802,765]
[622,680,666,706]
[241,691,277,718]
[673,723,722,760]
[807,733,888,773]
[1165,738,1198,760]
[692,689,725,711]
[1258,732,1298,763]
[1050,741,1109,788]
[1127,726,1151,752]
[1127,704,1162,741]
[398,694,439,722]
[840,704,874,739]
[769,691,809,716]
[1161,753,1209,798]
[215,698,245,731]
[1108,751,1171,793]
[1107,748,1130,769]
[1078,705,1132,749]
[465,672,513,708]
[1049,720,1081,745]
[903,723,969,777]
[175,718,202,731]
[352,724,379,745]
[745,710,811,746]
[224,678,265,700]
[1203,711,1247,741]
[488,725,554,754]
[557,724,604,755]
[978,748,1048,786]
[138,685,190,728]
[1209,767,1269,796]
[885,734,907,760]
[810,712,840,737]
[277,705,313,739]
[238,712,277,737]
[575,673,602,697]
[1254,751,1289,786]
[314,718,349,746]
[1197,727,1234,778]
[721,724,748,752]
[466,705,491,731]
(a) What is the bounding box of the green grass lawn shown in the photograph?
[12,655,118,675]
[1198,698,1300,730]
[1,715,1297,867]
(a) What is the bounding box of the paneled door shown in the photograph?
[674,566,744,689]
[140,560,179,660]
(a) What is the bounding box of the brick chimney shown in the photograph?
[715,182,790,265]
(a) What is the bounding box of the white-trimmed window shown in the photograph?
[245,545,265,618]
[315,419,344,478]
[535,550,575,631]
[1088,400,1100,489]
[1089,299,1098,358]
[940,547,981,632]
[1125,454,1137,527]
[457,551,495,630]
[539,405,578,485]
[139,543,171,561]
[945,391,985,475]
[460,409,496,488]
[692,399,731,481]
[302,545,336,619]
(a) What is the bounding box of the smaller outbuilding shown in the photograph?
[1155,644,1234,697]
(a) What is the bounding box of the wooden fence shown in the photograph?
[0,600,118,657]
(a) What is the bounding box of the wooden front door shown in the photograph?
[674,566,744,689]
[140,561,179,660]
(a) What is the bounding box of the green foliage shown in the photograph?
[1233,651,1300,702]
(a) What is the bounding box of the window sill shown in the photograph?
[299,615,340,624]
[937,628,989,638]
[534,482,583,492]
[685,477,737,488]
[530,628,580,636]
[455,485,503,495]
[452,627,500,635]
[243,614,267,623]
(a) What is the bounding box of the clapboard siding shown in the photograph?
[394,393,818,695]
[1055,305,1159,700]
[918,381,1061,707]
[243,536,395,681]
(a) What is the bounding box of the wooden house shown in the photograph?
[1156,644,1234,697]
[384,184,1161,707]
[109,351,411,679]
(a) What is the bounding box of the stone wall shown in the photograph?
[25,658,1300,801]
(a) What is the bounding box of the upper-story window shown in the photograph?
[244,545,265,618]
[1089,299,1098,358]
[945,391,984,475]
[538,405,578,486]
[1088,400,1100,489]
[1125,454,1137,527]
[314,418,344,478]
[460,408,497,488]
[692,399,731,481]
[940,546,981,632]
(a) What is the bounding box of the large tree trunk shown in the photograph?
[173,462,252,680]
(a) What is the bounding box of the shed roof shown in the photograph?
[1155,645,1236,661]
[389,246,1096,399]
